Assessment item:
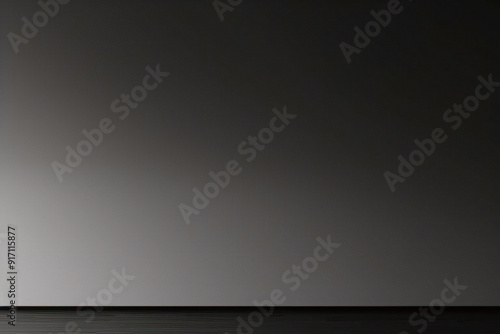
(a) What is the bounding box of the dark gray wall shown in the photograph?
[0,0,498,306]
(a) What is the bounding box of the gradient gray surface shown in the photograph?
[0,0,499,306]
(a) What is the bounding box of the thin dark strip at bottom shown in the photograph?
[0,307,498,333]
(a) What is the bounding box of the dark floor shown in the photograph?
[0,307,499,333]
